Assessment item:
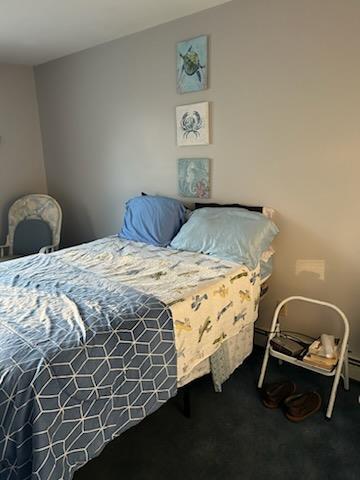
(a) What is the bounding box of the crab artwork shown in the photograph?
[177,35,208,93]
[180,110,203,139]
[176,102,209,146]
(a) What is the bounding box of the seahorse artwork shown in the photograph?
[217,301,234,321]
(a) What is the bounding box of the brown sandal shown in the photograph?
[262,381,296,409]
[284,392,322,422]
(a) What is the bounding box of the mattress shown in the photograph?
[58,236,261,384]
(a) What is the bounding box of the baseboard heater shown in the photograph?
[349,355,360,382]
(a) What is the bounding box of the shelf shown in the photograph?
[269,347,337,377]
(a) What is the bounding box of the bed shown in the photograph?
[57,236,262,388]
[0,200,277,480]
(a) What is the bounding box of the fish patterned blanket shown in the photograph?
[0,253,176,480]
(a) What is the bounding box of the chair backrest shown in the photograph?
[13,219,53,256]
[8,194,62,255]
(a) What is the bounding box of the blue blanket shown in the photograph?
[0,253,177,479]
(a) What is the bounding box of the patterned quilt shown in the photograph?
[56,237,261,382]
[0,253,176,480]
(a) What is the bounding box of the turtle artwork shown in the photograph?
[180,46,204,82]
[177,35,208,94]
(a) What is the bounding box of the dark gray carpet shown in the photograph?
[74,348,360,480]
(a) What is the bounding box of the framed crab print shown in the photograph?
[177,35,208,94]
[176,101,210,146]
[178,158,210,198]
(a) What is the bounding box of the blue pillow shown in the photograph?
[170,207,279,269]
[119,195,186,247]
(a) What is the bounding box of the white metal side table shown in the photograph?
[258,296,350,419]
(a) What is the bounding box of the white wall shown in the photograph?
[0,64,47,243]
[35,0,360,356]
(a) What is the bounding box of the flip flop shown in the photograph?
[284,392,322,422]
[261,381,296,409]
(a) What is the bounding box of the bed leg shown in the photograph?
[183,386,191,418]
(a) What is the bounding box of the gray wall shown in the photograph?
[0,64,47,244]
[35,0,360,356]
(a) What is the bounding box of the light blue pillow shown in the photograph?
[170,207,279,269]
[119,195,186,247]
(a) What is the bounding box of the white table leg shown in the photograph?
[343,347,350,391]
[326,357,345,419]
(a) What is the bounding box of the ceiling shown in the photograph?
[0,0,231,66]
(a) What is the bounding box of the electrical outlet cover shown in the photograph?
[295,259,325,280]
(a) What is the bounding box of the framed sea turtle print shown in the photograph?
[177,35,208,94]
[178,158,210,198]
[176,101,209,146]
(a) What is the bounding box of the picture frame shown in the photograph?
[176,101,210,146]
[176,35,208,94]
[178,158,210,198]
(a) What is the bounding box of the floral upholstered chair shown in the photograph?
[0,194,62,261]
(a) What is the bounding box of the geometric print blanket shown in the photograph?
[0,253,177,480]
